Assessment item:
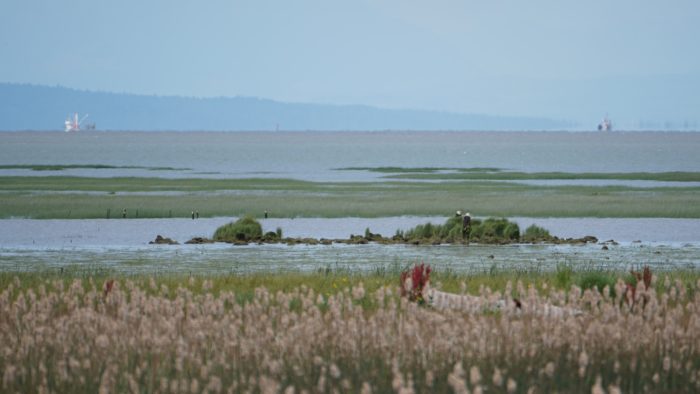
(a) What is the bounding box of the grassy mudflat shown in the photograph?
[390,170,700,182]
[0,176,310,192]
[1,175,700,218]
[338,166,503,173]
[2,269,699,393]
[0,164,189,171]
[340,166,700,181]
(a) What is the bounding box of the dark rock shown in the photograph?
[262,231,280,242]
[364,232,385,242]
[185,237,215,244]
[601,245,609,250]
[150,235,179,245]
[347,235,369,244]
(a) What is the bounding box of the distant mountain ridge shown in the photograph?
[0,83,570,131]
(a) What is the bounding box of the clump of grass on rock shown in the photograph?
[405,216,472,243]
[405,216,524,244]
[522,224,552,242]
[470,217,520,242]
[213,215,263,242]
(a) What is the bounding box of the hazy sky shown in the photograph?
[1,0,698,124]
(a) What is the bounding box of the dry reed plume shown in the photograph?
[1,273,700,393]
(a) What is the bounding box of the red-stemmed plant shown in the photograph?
[625,266,652,306]
[103,279,115,297]
[400,263,431,304]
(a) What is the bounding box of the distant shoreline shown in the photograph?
[2,129,700,133]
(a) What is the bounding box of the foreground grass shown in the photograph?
[2,268,700,393]
[2,267,699,307]
[1,176,700,218]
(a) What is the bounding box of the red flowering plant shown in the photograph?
[624,266,652,306]
[400,263,432,305]
[103,279,115,297]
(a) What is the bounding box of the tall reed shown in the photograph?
[1,273,699,393]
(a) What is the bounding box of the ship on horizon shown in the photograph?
[64,113,95,132]
[597,115,612,132]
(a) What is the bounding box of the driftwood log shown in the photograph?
[400,264,583,318]
[424,286,583,318]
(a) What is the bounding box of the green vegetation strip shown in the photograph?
[0,176,313,192]
[3,267,699,302]
[1,175,699,218]
[337,166,503,173]
[337,166,700,181]
[386,170,700,182]
[0,164,189,171]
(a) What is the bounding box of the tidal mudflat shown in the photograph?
[1,174,700,219]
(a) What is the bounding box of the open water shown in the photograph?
[1,131,700,181]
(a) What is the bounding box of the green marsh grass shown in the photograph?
[340,166,700,182]
[213,216,263,241]
[3,267,698,302]
[577,271,618,295]
[384,169,700,182]
[1,175,700,218]
[0,164,189,171]
[522,224,552,241]
[336,166,503,173]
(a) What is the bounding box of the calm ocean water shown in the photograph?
[1,131,699,181]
